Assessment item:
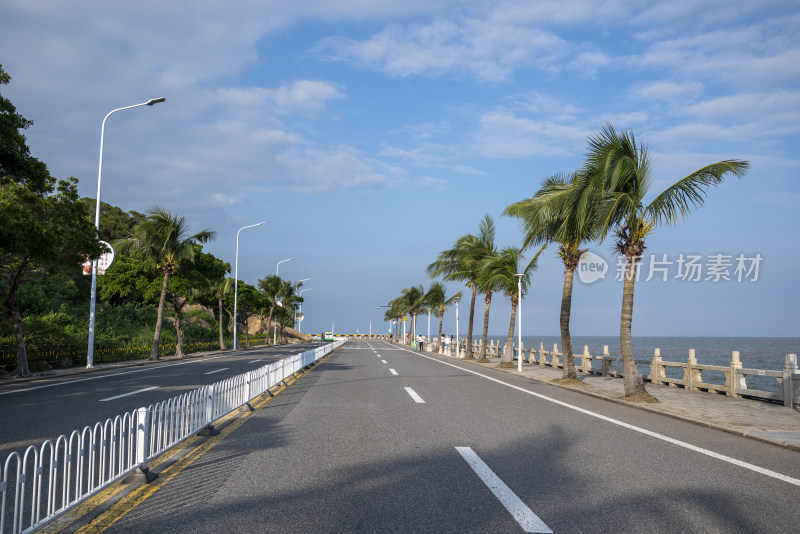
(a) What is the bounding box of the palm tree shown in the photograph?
[479,246,544,366]
[505,170,601,379]
[586,124,749,397]
[400,285,426,345]
[383,297,406,342]
[114,206,215,360]
[424,282,461,349]
[475,249,501,360]
[427,214,496,359]
[258,274,283,345]
[213,277,234,350]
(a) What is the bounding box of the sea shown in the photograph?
[471,335,799,394]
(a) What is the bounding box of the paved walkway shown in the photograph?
[423,347,800,451]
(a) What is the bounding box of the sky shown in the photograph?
[1,0,798,341]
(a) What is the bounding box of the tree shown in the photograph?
[210,277,234,350]
[0,65,100,377]
[114,206,215,360]
[167,246,229,356]
[427,214,496,359]
[586,124,749,397]
[230,282,262,348]
[425,282,461,348]
[258,274,283,345]
[399,285,426,345]
[479,246,544,366]
[505,170,601,379]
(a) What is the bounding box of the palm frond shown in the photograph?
[645,160,750,225]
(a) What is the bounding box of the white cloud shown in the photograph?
[632,81,704,101]
[317,15,570,81]
[274,147,388,191]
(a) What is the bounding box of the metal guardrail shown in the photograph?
[0,340,345,534]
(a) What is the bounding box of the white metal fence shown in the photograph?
[0,341,344,534]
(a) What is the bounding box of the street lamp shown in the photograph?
[234,221,266,350]
[276,257,294,276]
[455,295,460,358]
[515,273,524,372]
[87,97,165,369]
[298,288,312,333]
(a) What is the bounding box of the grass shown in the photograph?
[551,378,587,386]
[496,362,515,368]
[617,391,660,403]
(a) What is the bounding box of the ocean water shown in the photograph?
[466,335,800,393]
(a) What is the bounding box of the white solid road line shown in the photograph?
[392,343,800,488]
[204,368,229,375]
[249,359,263,363]
[389,368,399,376]
[456,447,552,533]
[0,352,240,397]
[404,386,425,403]
[100,386,159,402]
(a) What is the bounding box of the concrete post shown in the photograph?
[538,342,547,365]
[782,354,798,408]
[601,345,610,376]
[553,344,561,368]
[582,345,592,374]
[649,348,666,385]
[727,351,747,397]
[684,349,703,390]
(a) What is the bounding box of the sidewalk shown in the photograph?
[426,348,800,451]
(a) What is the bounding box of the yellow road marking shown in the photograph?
[75,359,325,533]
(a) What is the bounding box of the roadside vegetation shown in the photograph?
[0,65,305,377]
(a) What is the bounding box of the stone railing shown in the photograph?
[422,337,799,408]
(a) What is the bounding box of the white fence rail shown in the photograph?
[0,341,344,534]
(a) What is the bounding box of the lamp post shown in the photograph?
[234,222,266,350]
[276,257,294,276]
[298,288,312,333]
[273,258,295,344]
[87,97,165,369]
[515,273,524,372]
[293,278,310,334]
[455,295,460,358]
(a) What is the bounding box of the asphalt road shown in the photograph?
[0,342,324,463]
[98,340,800,533]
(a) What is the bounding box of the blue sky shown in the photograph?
[1,0,798,339]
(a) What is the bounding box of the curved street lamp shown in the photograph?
[234,221,266,350]
[298,287,312,333]
[87,97,165,369]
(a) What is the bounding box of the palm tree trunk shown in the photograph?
[265,307,274,345]
[466,283,477,359]
[174,299,184,357]
[561,267,576,379]
[502,297,517,365]
[620,254,645,396]
[479,292,492,359]
[217,292,227,350]
[437,312,444,349]
[150,269,170,360]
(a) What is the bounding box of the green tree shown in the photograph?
[258,274,283,345]
[479,245,544,366]
[505,170,601,379]
[0,65,100,376]
[230,281,261,348]
[399,285,426,345]
[427,214,496,359]
[586,124,749,397]
[114,206,215,360]
[424,282,460,348]
[167,246,229,356]
[210,277,234,350]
